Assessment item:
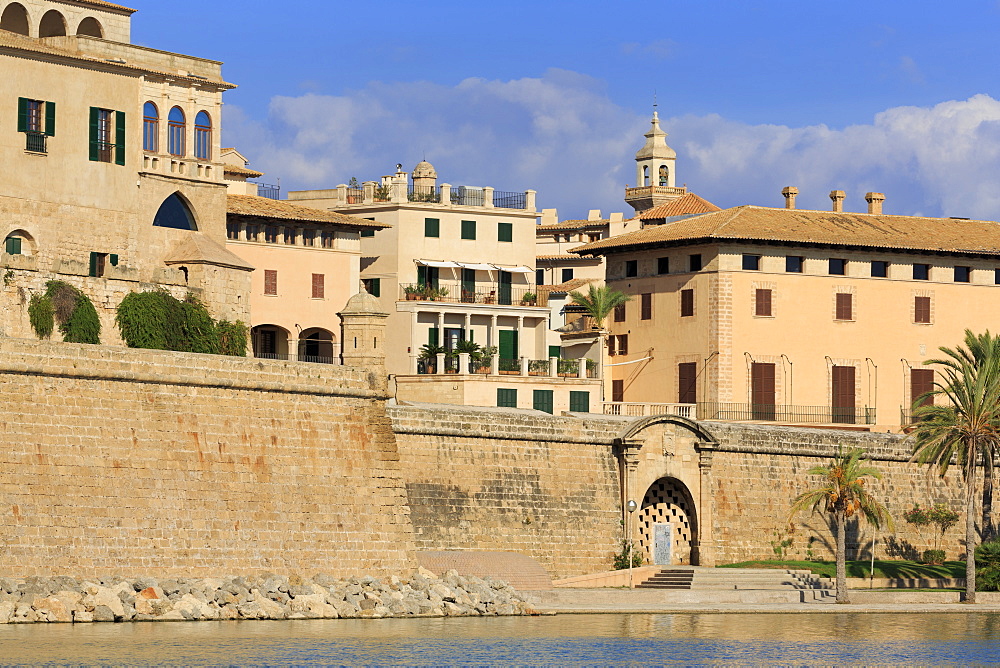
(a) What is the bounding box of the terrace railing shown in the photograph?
[696,402,876,425]
[602,403,695,418]
[399,282,547,307]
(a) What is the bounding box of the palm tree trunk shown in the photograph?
[836,509,849,603]
[966,474,978,603]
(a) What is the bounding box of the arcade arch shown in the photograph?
[38,9,66,37]
[0,3,30,35]
[76,16,102,37]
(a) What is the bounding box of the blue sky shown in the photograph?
[134,0,1000,220]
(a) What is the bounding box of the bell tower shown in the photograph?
[625,109,685,213]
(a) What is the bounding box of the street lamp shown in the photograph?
[627,499,638,589]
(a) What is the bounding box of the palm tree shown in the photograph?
[788,449,893,603]
[568,284,631,402]
[911,338,1000,603]
[920,330,1000,542]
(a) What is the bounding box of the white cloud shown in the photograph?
[224,73,1000,221]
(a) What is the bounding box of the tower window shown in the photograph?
[642,165,649,186]
[659,164,669,186]
[143,102,159,152]
[194,111,212,160]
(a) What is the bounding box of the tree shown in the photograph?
[904,503,960,564]
[911,335,1000,603]
[568,284,631,330]
[789,449,893,603]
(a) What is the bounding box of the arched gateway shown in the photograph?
[614,414,718,566]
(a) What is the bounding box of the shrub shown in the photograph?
[976,539,1000,591]
[612,539,643,570]
[28,281,100,344]
[216,320,248,357]
[116,290,247,356]
[921,549,946,565]
[27,294,54,339]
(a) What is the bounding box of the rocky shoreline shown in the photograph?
[0,568,539,623]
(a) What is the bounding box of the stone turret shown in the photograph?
[339,285,389,382]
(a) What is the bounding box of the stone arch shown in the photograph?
[659,164,669,186]
[251,324,290,360]
[638,477,697,565]
[153,192,197,231]
[617,413,718,445]
[38,9,66,37]
[3,228,35,256]
[298,327,337,363]
[0,3,30,35]
[76,16,103,37]
[642,165,649,186]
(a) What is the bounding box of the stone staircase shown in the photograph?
[637,567,834,601]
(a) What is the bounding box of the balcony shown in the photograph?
[316,182,536,211]
[602,402,695,419]
[24,131,47,153]
[696,402,876,425]
[624,185,687,200]
[253,352,342,365]
[415,354,597,379]
[399,282,548,308]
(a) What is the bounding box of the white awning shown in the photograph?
[458,262,495,271]
[416,260,462,268]
[493,265,533,274]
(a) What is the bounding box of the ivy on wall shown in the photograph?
[116,290,247,356]
[28,281,101,344]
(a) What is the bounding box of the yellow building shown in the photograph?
[575,190,1000,430]
[0,0,251,341]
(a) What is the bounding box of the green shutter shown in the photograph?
[548,345,561,359]
[428,327,439,347]
[361,228,375,237]
[88,107,100,162]
[461,220,476,240]
[44,101,55,137]
[5,237,22,255]
[424,218,440,238]
[497,388,518,408]
[533,389,554,414]
[17,97,28,133]
[498,222,512,242]
[89,252,99,277]
[114,111,126,165]
[368,277,380,297]
[570,391,590,413]
[498,330,518,360]
[109,254,119,267]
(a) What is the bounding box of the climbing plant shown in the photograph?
[28,281,100,344]
[116,290,247,356]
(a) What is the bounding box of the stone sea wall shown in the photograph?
[0,338,415,578]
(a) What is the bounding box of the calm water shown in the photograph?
[1,613,1000,666]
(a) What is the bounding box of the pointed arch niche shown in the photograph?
[153,193,197,231]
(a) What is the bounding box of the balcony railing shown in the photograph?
[254,183,280,200]
[399,282,548,307]
[624,185,687,199]
[408,185,441,203]
[528,359,550,376]
[498,358,521,375]
[413,354,596,380]
[602,403,696,419]
[493,191,526,209]
[697,402,876,425]
[253,352,342,365]
[25,131,47,153]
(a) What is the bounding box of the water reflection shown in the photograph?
[2,613,1000,665]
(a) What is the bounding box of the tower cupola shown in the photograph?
[625,109,685,213]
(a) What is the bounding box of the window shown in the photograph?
[265,226,278,243]
[588,233,600,242]
[613,303,626,322]
[302,229,315,247]
[612,380,624,403]
[569,391,590,413]
[226,222,239,240]
[678,362,697,403]
[5,236,22,255]
[751,363,776,421]
[283,228,296,245]
[498,222,513,242]
[497,388,517,408]
[755,289,772,317]
[835,292,853,320]
[829,258,847,275]
[785,256,803,273]
[831,365,856,424]
[461,220,476,240]
[955,266,971,283]
[616,334,629,356]
[625,260,638,277]
[18,97,54,152]
[742,254,761,270]
[607,335,617,357]
[680,289,694,317]
[89,107,124,165]
[689,254,702,272]
[362,277,381,297]
[536,269,545,285]
[245,225,259,241]
[871,260,889,278]
[913,263,930,280]
[533,389,554,414]
[321,232,333,248]
[194,111,211,160]
[361,228,375,238]
[995,269,1000,285]
[914,296,931,324]
[548,345,561,359]
[658,257,670,274]
[143,102,158,152]
[89,252,109,278]
[561,268,574,282]
[311,273,324,299]
[263,270,277,296]
[424,217,439,238]
[911,368,935,409]
[641,293,652,320]
[152,193,196,230]
[167,106,185,157]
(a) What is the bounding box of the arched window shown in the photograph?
[659,165,669,186]
[167,106,185,157]
[38,9,66,37]
[153,193,197,230]
[0,3,30,35]
[76,16,103,37]
[4,230,34,256]
[642,165,649,186]
[194,111,211,160]
[143,102,159,152]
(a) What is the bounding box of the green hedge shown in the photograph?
[28,281,101,344]
[116,290,247,356]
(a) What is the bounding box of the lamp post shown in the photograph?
[627,499,638,589]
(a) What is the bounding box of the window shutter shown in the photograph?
[607,335,617,357]
[17,97,28,133]
[89,252,99,277]
[428,327,439,347]
[548,345,560,358]
[424,218,439,238]
[569,391,590,413]
[89,107,100,162]
[915,296,931,323]
[681,289,694,317]
[109,254,119,267]
[836,293,852,320]
[532,389,554,414]
[678,362,697,403]
[263,269,277,295]
[311,273,325,299]
[5,237,22,255]
[44,101,56,136]
[498,222,512,242]
[366,278,381,297]
[114,111,126,165]
[612,379,624,403]
[497,388,517,408]
[619,334,628,356]
[614,303,625,322]
[755,289,772,316]
[461,220,476,240]
[641,293,652,320]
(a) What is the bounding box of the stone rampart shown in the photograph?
[0,337,415,578]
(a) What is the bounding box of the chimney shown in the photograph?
[587,209,602,221]
[609,212,624,223]
[829,190,845,213]
[865,192,885,215]
[781,186,798,210]
[541,208,558,226]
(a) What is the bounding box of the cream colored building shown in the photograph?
[575,189,1000,430]
[0,0,251,343]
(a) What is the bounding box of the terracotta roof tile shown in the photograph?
[537,219,613,232]
[536,254,600,262]
[227,194,391,230]
[574,205,1000,257]
[538,278,598,294]
[70,0,136,13]
[638,192,721,219]
[224,164,264,178]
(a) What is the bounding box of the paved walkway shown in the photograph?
[536,601,1000,614]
